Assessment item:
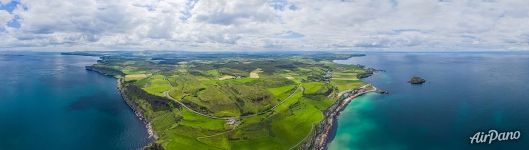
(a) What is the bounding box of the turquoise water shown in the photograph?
[330,52,529,150]
[0,52,150,149]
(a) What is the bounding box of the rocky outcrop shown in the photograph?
[376,89,389,94]
[301,86,375,150]
[143,142,165,150]
[408,76,426,84]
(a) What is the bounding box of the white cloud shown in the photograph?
[1,0,529,51]
[0,11,10,25]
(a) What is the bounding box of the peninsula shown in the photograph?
[65,51,375,150]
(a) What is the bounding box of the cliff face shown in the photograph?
[85,65,125,77]
[118,78,182,150]
[117,79,158,140]
[301,87,373,150]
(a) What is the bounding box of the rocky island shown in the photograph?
[409,76,426,84]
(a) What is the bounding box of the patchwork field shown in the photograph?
[80,52,368,149]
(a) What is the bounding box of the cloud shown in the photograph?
[1,0,529,51]
[0,10,10,25]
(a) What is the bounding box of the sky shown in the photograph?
[1,0,529,51]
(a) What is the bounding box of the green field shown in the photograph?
[84,52,367,150]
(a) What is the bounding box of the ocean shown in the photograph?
[329,52,529,150]
[0,52,150,149]
[3,51,529,150]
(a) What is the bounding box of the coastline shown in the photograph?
[117,78,158,141]
[301,84,376,150]
[82,55,375,150]
[113,74,371,150]
[86,66,157,148]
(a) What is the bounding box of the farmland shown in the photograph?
[75,51,369,149]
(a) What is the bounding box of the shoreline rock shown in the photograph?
[301,85,376,150]
[376,89,389,94]
[117,79,158,141]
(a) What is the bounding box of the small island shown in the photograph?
[409,76,426,84]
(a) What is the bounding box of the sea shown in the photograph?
[2,51,529,150]
[329,52,529,150]
[0,52,150,150]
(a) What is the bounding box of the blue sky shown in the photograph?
[1,0,529,51]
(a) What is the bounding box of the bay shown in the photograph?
[330,52,529,150]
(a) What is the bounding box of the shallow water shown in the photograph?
[0,52,150,149]
[329,52,529,150]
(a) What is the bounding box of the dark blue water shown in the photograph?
[0,52,150,149]
[330,52,529,150]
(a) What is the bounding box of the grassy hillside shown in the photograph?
[85,52,367,150]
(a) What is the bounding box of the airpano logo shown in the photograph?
[470,130,521,144]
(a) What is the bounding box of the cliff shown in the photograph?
[117,79,158,141]
[85,65,125,77]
